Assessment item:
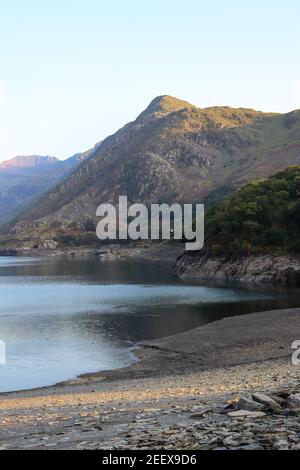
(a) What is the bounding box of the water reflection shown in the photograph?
[0,256,300,392]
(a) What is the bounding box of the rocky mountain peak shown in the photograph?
[137,95,195,121]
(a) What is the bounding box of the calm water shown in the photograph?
[0,256,300,393]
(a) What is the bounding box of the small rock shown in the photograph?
[235,444,264,450]
[252,392,282,412]
[291,444,300,451]
[273,439,289,450]
[270,395,286,406]
[212,406,231,415]
[278,391,292,399]
[258,437,273,447]
[286,393,300,409]
[223,437,240,447]
[190,407,212,418]
[282,408,300,416]
[228,410,266,418]
[238,397,266,412]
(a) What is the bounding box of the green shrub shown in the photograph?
[205,166,300,255]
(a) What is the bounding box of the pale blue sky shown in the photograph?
[0,0,299,162]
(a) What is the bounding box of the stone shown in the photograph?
[227,410,266,418]
[190,407,212,418]
[278,391,292,399]
[236,444,264,450]
[273,439,289,450]
[282,408,300,416]
[38,239,58,250]
[270,395,286,406]
[286,393,300,409]
[252,392,282,412]
[258,437,273,447]
[291,444,300,451]
[223,437,240,447]
[237,397,266,412]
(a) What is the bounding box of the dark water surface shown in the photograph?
[0,256,300,393]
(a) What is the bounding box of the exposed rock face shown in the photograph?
[38,239,58,250]
[174,252,300,285]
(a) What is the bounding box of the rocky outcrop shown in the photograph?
[37,239,58,250]
[174,252,300,285]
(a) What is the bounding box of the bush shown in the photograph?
[205,166,300,255]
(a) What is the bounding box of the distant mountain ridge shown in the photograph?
[1,95,300,248]
[0,145,101,225]
[0,155,59,170]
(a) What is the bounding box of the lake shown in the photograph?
[0,255,300,393]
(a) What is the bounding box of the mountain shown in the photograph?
[0,145,100,226]
[2,95,300,248]
[0,155,59,171]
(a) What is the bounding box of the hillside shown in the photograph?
[0,146,100,225]
[205,165,300,255]
[2,95,300,248]
[175,167,300,285]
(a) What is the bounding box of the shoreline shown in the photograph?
[175,252,300,286]
[3,243,300,288]
[1,247,300,400]
[0,242,184,270]
[1,308,300,449]
[2,306,300,399]
[1,253,300,448]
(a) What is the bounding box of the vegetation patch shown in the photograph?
[205,166,300,256]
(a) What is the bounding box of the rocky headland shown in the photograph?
[174,252,300,286]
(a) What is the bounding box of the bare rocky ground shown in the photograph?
[0,358,300,450]
[1,307,300,450]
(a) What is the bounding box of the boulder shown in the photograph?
[38,239,58,250]
[252,392,282,412]
[286,393,300,409]
[273,439,289,450]
[237,397,266,412]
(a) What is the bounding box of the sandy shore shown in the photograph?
[1,307,300,449]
